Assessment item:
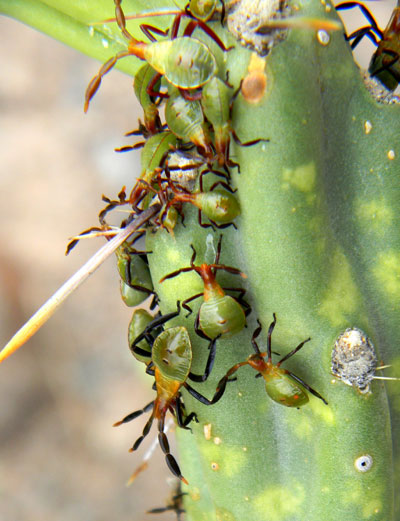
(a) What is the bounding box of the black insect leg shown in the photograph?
[174,395,198,430]
[183,378,231,405]
[181,293,202,317]
[113,400,154,427]
[189,336,219,382]
[276,337,311,366]
[132,302,181,347]
[158,418,188,484]
[251,319,263,354]
[130,412,156,452]
[194,310,212,340]
[286,371,328,405]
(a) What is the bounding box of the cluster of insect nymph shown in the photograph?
[78,0,400,498]
[72,0,337,492]
[4,0,400,517]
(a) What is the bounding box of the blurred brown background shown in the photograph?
[0,2,395,520]
[0,14,177,521]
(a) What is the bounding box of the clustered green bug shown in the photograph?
[119,302,328,481]
[85,0,269,173]
[160,235,250,340]
[115,239,156,308]
[201,76,270,168]
[114,302,224,483]
[132,64,164,136]
[31,0,333,487]
[215,314,328,407]
[84,0,234,112]
[165,87,214,160]
[143,166,240,230]
[128,308,154,364]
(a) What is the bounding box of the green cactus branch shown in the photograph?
[0,0,173,76]
[2,0,400,520]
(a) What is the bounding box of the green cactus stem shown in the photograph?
[144,1,400,519]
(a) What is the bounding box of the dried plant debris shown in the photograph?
[226,0,290,55]
[331,327,377,393]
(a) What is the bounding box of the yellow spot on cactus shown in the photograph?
[364,120,372,134]
[242,446,248,452]
[291,415,313,439]
[204,423,212,441]
[355,198,393,230]
[318,249,361,326]
[190,488,201,501]
[254,483,305,520]
[373,251,400,304]
[211,462,219,471]
[237,391,243,397]
[318,403,335,424]
[216,507,236,521]
[213,437,222,445]
[343,481,384,517]
[244,496,250,501]
[387,149,395,160]
[200,443,246,477]
[282,162,316,193]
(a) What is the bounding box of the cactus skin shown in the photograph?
[144,1,399,520]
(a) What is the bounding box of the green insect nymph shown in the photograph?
[160,167,241,229]
[115,303,226,484]
[115,242,154,308]
[127,308,154,364]
[133,64,163,135]
[85,0,218,112]
[165,89,212,158]
[160,236,249,340]
[216,314,328,407]
[152,327,192,382]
